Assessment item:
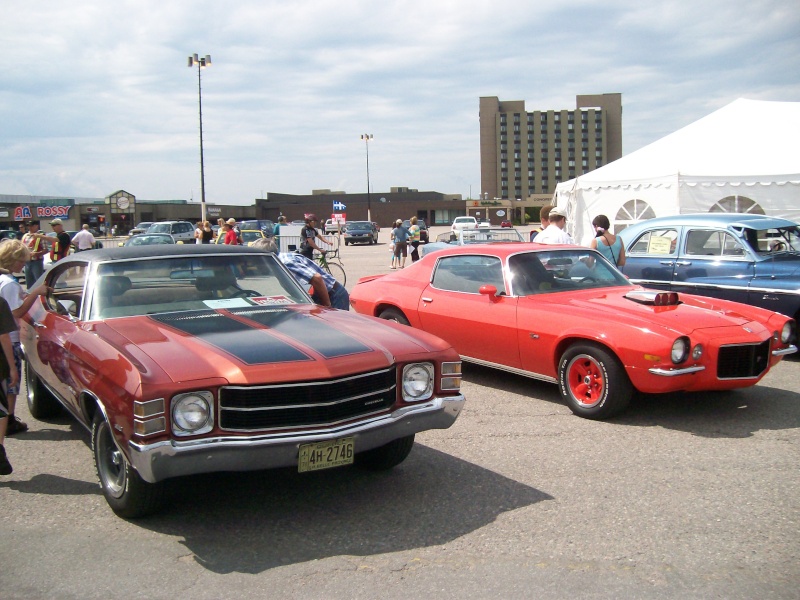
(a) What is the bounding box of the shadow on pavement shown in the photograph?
[135,444,552,574]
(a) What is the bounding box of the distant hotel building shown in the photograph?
[479,93,623,200]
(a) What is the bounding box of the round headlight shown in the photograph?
[780,321,794,344]
[691,344,704,361]
[671,337,689,364]
[173,394,211,432]
[402,363,434,401]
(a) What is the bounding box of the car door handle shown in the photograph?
[421,297,433,303]
[674,261,692,266]
[659,260,675,266]
[32,321,46,329]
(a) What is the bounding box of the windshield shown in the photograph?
[148,223,171,234]
[508,249,630,296]
[743,225,800,254]
[90,254,310,319]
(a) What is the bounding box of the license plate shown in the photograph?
[298,437,355,473]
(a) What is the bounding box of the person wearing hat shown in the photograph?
[532,206,575,245]
[299,214,331,261]
[391,219,410,268]
[21,220,46,287]
[28,218,74,263]
[225,218,242,244]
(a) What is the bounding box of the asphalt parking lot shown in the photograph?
[1,228,798,599]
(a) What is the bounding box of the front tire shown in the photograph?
[558,343,632,419]
[26,361,61,419]
[378,307,410,326]
[324,261,346,287]
[356,435,415,470]
[92,412,164,518]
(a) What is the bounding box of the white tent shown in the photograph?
[554,98,800,244]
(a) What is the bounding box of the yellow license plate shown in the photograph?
[298,437,355,473]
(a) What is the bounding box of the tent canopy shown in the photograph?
[555,98,800,244]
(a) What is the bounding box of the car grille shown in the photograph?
[717,340,771,379]
[218,367,397,431]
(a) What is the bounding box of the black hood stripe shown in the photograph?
[149,310,311,365]
[229,307,373,359]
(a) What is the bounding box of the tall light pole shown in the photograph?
[188,53,211,223]
[361,134,373,222]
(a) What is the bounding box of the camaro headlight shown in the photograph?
[671,337,690,364]
[780,321,794,344]
[691,344,704,361]
[402,363,434,402]
[172,391,214,436]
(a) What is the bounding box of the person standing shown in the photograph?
[391,219,410,268]
[532,207,575,245]
[0,295,19,475]
[530,205,552,242]
[194,221,203,244]
[221,222,238,245]
[201,221,214,244]
[226,218,242,244]
[299,214,330,261]
[29,218,73,263]
[22,220,45,288]
[590,214,626,267]
[408,216,421,262]
[0,240,50,439]
[71,224,96,251]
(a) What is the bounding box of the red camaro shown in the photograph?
[350,243,797,420]
[21,245,465,517]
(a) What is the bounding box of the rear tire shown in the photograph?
[324,261,346,287]
[356,435,415,470]
[558,343,632,420]
[92,412,164,518]
[378,307,410,326]
[26,361,61,419]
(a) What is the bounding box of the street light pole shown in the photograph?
[188,53,211,223]
[361,134,373,222]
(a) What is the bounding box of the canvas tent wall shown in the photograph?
[554,98,800,245]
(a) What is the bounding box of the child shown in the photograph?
[390,228,398,269]
[0,295,19,475]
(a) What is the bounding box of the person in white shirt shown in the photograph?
[71,224,96,251]
[532,206,575,245]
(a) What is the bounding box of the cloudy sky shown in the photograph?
[1,0,798,205]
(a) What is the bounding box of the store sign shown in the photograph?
[14,205,72,221]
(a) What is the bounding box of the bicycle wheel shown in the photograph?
[324,261,347,287]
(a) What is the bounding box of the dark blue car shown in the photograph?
[618,213,800,320]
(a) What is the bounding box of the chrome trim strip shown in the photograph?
[772,345,798,356]
[461,355,557,384]
[626,278,800,297]
[648,365,706,376]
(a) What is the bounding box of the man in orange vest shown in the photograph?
[21,220,46,288]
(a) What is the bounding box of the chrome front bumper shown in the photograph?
[128,394,465,483]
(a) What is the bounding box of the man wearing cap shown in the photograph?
[21,220,46,287]
[299,214,331,261]
[532,206,575,245]
[29,218,74,263]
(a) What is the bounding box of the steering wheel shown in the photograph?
[771,241,787,252]
[231,289,261,298]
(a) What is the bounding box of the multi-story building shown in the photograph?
[480,93,622,201]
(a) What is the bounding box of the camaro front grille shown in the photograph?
[717,340,771,379]
[218,367,397,431]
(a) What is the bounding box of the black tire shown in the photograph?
[558,343,632,420]
[356,435,415,470]
[324,261,347,287]
[378,307,410,326]
[26,361,61,419]
[92,412,164,518]
[344,240,349,246]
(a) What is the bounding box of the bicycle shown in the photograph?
[314,236,347,287]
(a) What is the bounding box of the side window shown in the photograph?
[432,256,505,294]
[628,228,678,256]
[685,230,745,257]
[46,264,87,317]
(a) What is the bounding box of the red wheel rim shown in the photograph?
[566,354,605,408]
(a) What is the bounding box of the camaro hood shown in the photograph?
[98,305,444,384]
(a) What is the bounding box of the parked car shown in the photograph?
[240,219,275,235]
[0,230,22,241]
[214,229,268,246]
[500,220,513,228]
[21,245,465,517]
[325,219,345,234]
[350,243,796,420]
[421,227,525,257]
[121,233,176,247]
[129,222,153,236]
[402,219,429,243]
[619,213,800,322]
[147,221,195,243]
[344,221,379,245]
[451,216,477,234]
